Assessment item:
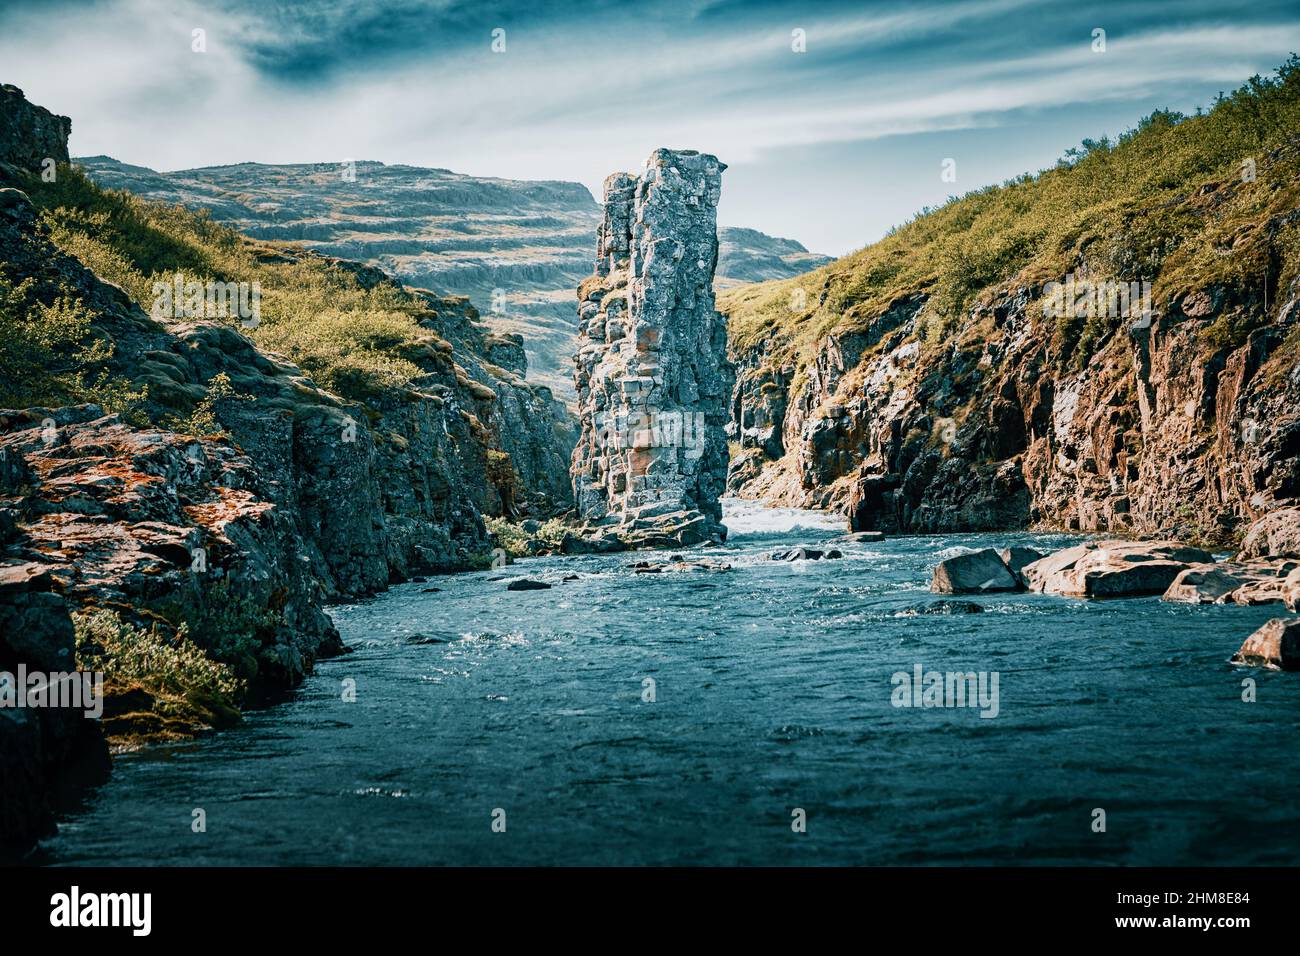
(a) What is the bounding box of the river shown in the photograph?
[41,501,1300,865]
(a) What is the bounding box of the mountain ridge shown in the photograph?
[76,155,831,401]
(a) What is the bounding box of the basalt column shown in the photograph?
[571,149,734,546]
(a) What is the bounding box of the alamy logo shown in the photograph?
[0,666,103,718]
[596,410,705,458]
[50,886,151,936]
[1042,274,1152,329]
[891,664,1000,718]
[151,272,261,328]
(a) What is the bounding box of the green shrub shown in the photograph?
[0,271,144,413]
[153,576,278,682]
[73,608,243,723]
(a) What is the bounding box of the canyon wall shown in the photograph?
[724,138,1300,550]
[571,150,734,547]
[0,87,576,854]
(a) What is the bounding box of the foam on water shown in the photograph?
[721,496,845,538]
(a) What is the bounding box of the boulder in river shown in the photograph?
[506,579,552,591]
[1020,541,1213,598]
[1232,617,1300,670]
[1285,567,1300,612]
[559,530,624,555]
[930,549,1021,594]
[1163,559,1299,605]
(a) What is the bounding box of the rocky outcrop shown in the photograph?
[79,157,829,401]
[1238,507,1300,558]
[1021,541,1214,598]
[931,549,1022,594]
[724,139,1300,548]
[0,407,343,682]
[1162,558,1299,605]
[0,564,109,856]
[570,150,734,547]
[0,85,70,174]
[1232,617,1300,670]
[0,86,578,853]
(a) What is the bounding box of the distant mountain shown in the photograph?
[715,226,832,290]
[76,156,829,400]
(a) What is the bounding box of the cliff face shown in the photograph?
[0,85,69,173]
[77,156,827,401]
[723,82,1300,551]
[0,88,575,854]
[571,150,733,546]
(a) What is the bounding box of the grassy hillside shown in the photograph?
[722,58,1300,382]
[4,165,470,414]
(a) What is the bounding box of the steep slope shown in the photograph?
[0,87,575,853]
[76,157,828,399]
[722,60,1300,550]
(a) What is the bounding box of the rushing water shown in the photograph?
[41,501,1300,866]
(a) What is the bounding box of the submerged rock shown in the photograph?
[1232,618,1300,670]
[506,578,552,591]
[931,549,1022,594]
[842,531,886,542]
[1021,541,1213,598]
[570,149,734,549]
[908,600,986,615]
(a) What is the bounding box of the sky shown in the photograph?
[1,0,1297,256]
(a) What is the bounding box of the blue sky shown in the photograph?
[1,0,1297,255]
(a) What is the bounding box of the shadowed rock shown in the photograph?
[1232,618,1300,670]
[931,549,1022,594]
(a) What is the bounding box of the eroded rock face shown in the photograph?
[0,85,70,174]
[0,563,108,855]
[725,144,1300,544]
[571,150,733,546]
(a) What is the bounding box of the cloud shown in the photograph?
[1,0,1296,253]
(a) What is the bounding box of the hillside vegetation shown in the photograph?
[8,166,467,412]
[722,57,1300,381]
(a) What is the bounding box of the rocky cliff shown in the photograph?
[0,87,575,855]
[0,84,69,173]
[723,65,1300,553]
[77,156,827,401]
[570,150,733,547]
